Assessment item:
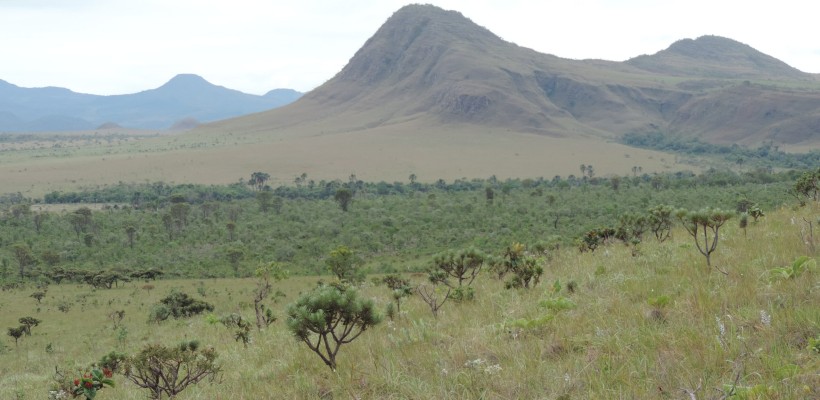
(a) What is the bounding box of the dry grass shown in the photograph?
[1,203,817,399]
[0,123,679,197]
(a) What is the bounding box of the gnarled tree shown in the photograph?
[676,208,733,273]
[286,284,381,371]
[124,340,220,400]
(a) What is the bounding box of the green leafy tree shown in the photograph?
[170,202,191,231]
[225,245,245,277]
[124,224,137,249]
[253,263,288,330]
[226,222,237,242]
[123,340,220,400]
[7,326,25,346]
[161,213,174,240]
[286,284,381,371]
[68,207,93,238]
[11,242,36,279]
[271,196,284,214]
[749,205,765,222]
[158,292,214,319]
[428,248,486,300]
[334,188,353,212]
[248,172,270,191]
[19,316,41,336]
[256,191,273,212]
[382,274,412,315]
[494,243,543,289]
[219,313,253,346]
[30,291,46,304]
[32,212,48,234]
[791,167,819,204]
[647,205,674,242]
[325,246,365,284]
[739,212,749,237]
[676,208,734,271]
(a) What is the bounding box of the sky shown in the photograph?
[1,0,818,96]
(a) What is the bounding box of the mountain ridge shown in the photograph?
[0,74,302,131]
[199,4,820,146]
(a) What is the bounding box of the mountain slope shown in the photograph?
[627,35,808,79]
[0,75,302,131]
[200,4,820,147]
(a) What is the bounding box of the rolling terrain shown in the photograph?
[2,4,820,196]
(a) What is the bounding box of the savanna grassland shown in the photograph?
[0,124,679,197]
[0,169,818,399]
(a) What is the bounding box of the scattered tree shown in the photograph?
[286,284,381,371]
[416,283,450,317]
[30,291,46,304]
[791,167,819,204]
[248,172,270,191]
[11,242,36,279]
[493,243,543,289]
[32,212,48,234]
[225,245,245,277]
[676,208,733,272]
[226,222,237,241]
[18,316,41,336]
[108,310,125,330]
[325,246,365,285]
[7,326,25,346]
[428,248,486,300]
[647,205,674,242]
[256,191,273,212]
[220,313,252,346]
[253,263,288,330]
[124,224,137,249]
[124,340,221,400]
[334,188,353,212]
[382,274,412,315]
[157,292,214,319]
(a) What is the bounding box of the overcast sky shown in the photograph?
[1,0,818,95]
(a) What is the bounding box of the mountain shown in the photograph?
[0,75,302,131]
[198,4,820,147]
[627,35,808,79]
[4,4,820,196]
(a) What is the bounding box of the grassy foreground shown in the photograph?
[0,204,817,399]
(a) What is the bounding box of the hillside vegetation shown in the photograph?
[0,176,817,398]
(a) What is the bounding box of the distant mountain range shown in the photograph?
[199,4,820,147]
[0,74,301,131]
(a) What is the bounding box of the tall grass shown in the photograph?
[0,204,817,399]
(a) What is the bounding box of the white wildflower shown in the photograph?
[464,358,484,369]
[483,364,502,375]
[716,316,725,337]
[759,310,771,327]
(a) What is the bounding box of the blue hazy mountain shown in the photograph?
[0,74,302,131]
